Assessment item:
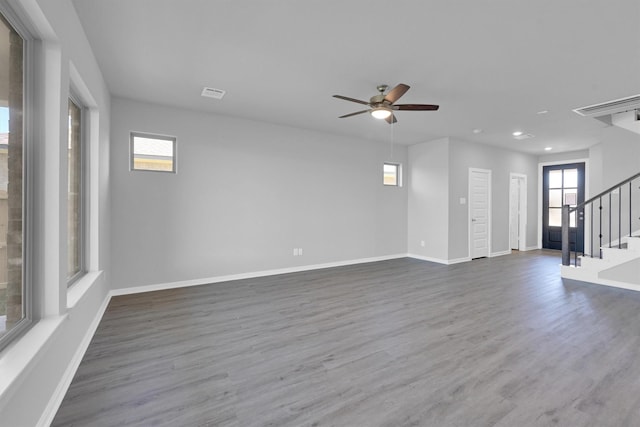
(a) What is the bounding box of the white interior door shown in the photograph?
[509,175,527,250]
[470,169,491,259]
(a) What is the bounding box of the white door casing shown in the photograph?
[509,173,527,251]
[469,168,491,259]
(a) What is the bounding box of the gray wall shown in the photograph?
[407,138,449,260]
[408,137,538,262]
[448,139,538,259]
[110,98,408,289]
[599,126,640,188]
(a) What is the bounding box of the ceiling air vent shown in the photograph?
[201,87,226,100]
[573,94,640,117]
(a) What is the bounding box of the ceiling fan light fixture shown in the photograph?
[371,107,392,120]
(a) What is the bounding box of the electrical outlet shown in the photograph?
[293,248,298,256]
[420,240,425,247]
[299,248,303,256]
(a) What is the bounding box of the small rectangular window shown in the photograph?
[383,163,401,186]
[130,132,176,173]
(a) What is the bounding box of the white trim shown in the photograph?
[468,168,492,259]
[524,245,540,251]
[490,250,512,258]
[509,173,527,251]
[0,317,66,412]
[37,290,111,427]
[537,158,589,249]
[111,254,408,296]
[407,254,471,265]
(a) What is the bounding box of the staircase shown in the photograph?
[561,171,640,290]
[562,235,640,291]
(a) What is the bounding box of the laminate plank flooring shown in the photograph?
[52,251,640,426]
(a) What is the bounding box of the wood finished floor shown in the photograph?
[53,251,640,426]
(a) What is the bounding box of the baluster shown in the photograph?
[599,197,603,258]
[619,186,622,248]
[591,203,594,258]
[630,182,633,240]
[609,193,612,248]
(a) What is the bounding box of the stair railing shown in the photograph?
[562,171,640,266]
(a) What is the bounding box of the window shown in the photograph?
[0,10,28,347]
[67,98,83,283]
[383,163,401,186]
[130,132,176,173]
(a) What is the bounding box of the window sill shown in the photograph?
[67,270,104,309]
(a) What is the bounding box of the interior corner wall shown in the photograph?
[448,139,538,259]
[407,138,449,261]
[110,98,408,290]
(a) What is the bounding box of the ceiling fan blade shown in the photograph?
[339,109,370,118]
[394,104,440,111]
[333,95,370,105]
[385,114,398,124]
[384,83,410,104]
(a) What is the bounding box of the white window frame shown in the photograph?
[0,3,33,351]
[383,162,402,187]
[130,132,177,173]
[67,94,86,286]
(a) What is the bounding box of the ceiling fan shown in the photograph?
[333,83,439,124]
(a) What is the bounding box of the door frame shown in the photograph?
[537,158,589,249]
[509,173,527,251]
[468,168,492,259]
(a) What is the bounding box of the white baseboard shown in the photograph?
[490,250,511,258]
[447,257,471,265]
[111,253,408,296]
[524,245,540,251]
[37,291,113,427]
[407,254,471,265]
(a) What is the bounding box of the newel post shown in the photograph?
[561,205,570,266]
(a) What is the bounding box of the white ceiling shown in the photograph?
[71,0,640,153]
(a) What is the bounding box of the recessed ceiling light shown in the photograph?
[537,110,549,115]
[544,147,553,151]
[472,128,483,134]
[512,131,523,137]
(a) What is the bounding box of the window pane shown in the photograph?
[564,190,577,206]
[131,133,176,172]
[548,170,562,188]
[564,169,578,188]
[68,99,81,281]
[549,208,561,227]
[549,189,562,207]
[0,14,24,338]
[383,163,398,186]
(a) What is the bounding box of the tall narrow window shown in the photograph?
[0,12,26,345]
[67,98,83,283]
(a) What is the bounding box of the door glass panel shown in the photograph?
[564,190,577,206]
[549,189,562,207]
[549,170,562,188]
[564,169,578,188]
[549,208,561,227]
